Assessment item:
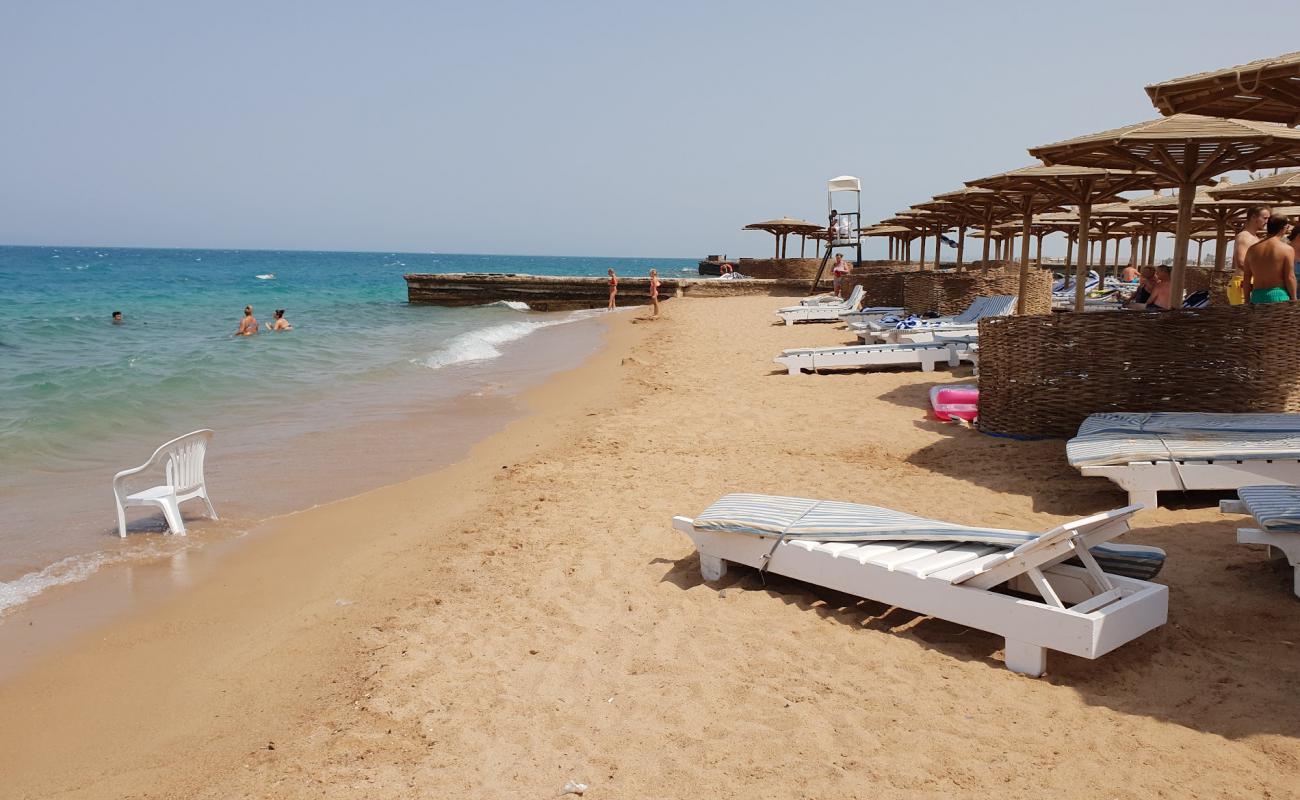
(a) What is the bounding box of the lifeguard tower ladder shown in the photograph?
[811,176,863,291]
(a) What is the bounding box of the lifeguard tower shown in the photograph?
[811,175,863,290]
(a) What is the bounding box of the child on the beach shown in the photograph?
[607,268,618,310]
[649,269,660,319]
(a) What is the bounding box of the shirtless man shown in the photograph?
[1119,264,1140,283]
[1232,205,1271,272]
[1243,215,1297,304]
[235,305,258,336]
[1146,265,1173,311]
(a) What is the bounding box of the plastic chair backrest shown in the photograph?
[154,430,213,494]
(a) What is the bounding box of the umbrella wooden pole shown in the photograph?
[1112,235,1121,271]
[1098,232,1109,279]
[981,208,993,266]
[1147,218,1159,266]
[1215,216,1228,272]
[1065,233,1074,270]
[1034,232,1045,265]
[1017,197,1033,315]
[956,226,966,271]
[1196,238,1205,265]
[933,228,942,269]
[800,234,806,258]
[1074,201,1093,313]
[773,234,780,258]
[1170,184,1195,304]
[1130,231,1139,268]
[919,232,927,268]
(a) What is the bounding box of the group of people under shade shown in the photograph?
[1119,206,1299,310]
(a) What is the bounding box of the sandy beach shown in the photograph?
[2,293,1298,799]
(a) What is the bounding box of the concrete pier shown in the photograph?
[404,273,813,311]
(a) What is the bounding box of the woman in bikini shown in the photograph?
[607,268,618,310]
[649,268,661,319]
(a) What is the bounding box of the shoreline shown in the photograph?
[3,295,1299,799]
[0,308,616,677]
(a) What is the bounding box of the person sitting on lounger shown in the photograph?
[1243,215,1297,305]
[1124,267,1156,309]
[1145,265,1173,311]
[1120,264,1140,283]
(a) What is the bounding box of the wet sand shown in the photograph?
[1,295,1298,799]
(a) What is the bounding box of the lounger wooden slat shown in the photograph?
[896,544,1002,578]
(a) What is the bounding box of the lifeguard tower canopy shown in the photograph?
[828,175,861,193]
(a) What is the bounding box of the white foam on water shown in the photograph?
[417,308,603,371]
[487,300,531,311]
[0,540,186,619]
[255,273,276,280]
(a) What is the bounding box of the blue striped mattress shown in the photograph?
[1078,412,1300,437]
[693,493,1164,580]
[1067,430,1300,467]
[1237,485,1300,532]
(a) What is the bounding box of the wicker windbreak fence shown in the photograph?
[977,303,1300,439]
[903,267,1053,316]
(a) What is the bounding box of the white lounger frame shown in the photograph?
[774,342,965,376]
[673,508,1166,676]
[1220,498,1300,598]
[1081,459,1300,508]
[776,286,864,325]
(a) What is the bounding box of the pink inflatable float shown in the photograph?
[930,384,979,422]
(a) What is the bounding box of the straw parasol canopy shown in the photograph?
[894,209,951,269]
[1030,114,1300,304]
[1209,169,1300,203]
[743,217,825,258]
[967,165,1151,313]
[1145,52,1300,125]
[931,186,1019,267]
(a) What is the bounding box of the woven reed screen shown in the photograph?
[902,268,1052,316]
[977,303,1300,439]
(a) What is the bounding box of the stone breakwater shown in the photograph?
[404,273,814,311]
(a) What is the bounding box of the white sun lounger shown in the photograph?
[1221,485,1300,598]
[773,337,977,376]
[1068,413,1300,507]
[853,295,1016,343]
[776,285,864,325]
[839,306,906,326]
[673,494,1167,676]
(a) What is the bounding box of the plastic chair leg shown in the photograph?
[116,503,128,538]
[200,492,218,520]
[157,497,187,536]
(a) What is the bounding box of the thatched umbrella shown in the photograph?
[1209,170,1300,203]
[967,165,1149,313]
[861,224,913,261]
[932,186,1018,268]
[895,209,948,269]
[1091,196,1177,268]
[1145,52,1300,125]
[743,217,824,259]
[1030,114,1300,304]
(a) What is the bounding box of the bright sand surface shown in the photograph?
[2,294,1299,799]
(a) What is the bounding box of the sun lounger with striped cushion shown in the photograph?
[853,295,1016,343]
[1068,412,1300,507]
[775,285,864,325]
[673,493,1168,676]
[1221,485,1300,598]
[773,337,978,376]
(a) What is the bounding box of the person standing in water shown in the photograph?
[264,308,292,331]
[235,305,258,336]
[649,268,661,319]
[607,268,618,310]
[1243,215,1297,304]
[111,311,123,324]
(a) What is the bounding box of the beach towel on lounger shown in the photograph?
[693,493,1165,580]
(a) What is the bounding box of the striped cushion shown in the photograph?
[1067,430,1300,467]
[1237,485,1300,532]
[1078,412,1300,437]
[694,493,1164,580]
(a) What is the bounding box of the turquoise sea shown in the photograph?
[0,246,696,616]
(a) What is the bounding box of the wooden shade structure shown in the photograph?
[895,209,948,269]
[1030,114,1300,305]
[1209,169,1300,203]
[967,165,1150,313]
[1136,180,1274,271]
[932,186,1017,267]
[742,217,824,258]
[1146,52,1300,126]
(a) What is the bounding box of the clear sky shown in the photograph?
[2,1,1296,259]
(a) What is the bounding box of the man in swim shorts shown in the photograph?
[1243,215,1296,305]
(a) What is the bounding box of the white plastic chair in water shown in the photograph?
[112,429,217,537]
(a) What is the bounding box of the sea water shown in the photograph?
[0,246,694,616]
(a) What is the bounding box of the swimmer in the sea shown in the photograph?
[235,305,258,336]
[265,309,292,331]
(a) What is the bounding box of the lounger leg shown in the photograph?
[116,503,128,539]
[1003,639,1046,677]
[784,319,793,327]
[1128,489,1159,509]
[699,553,727,582]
